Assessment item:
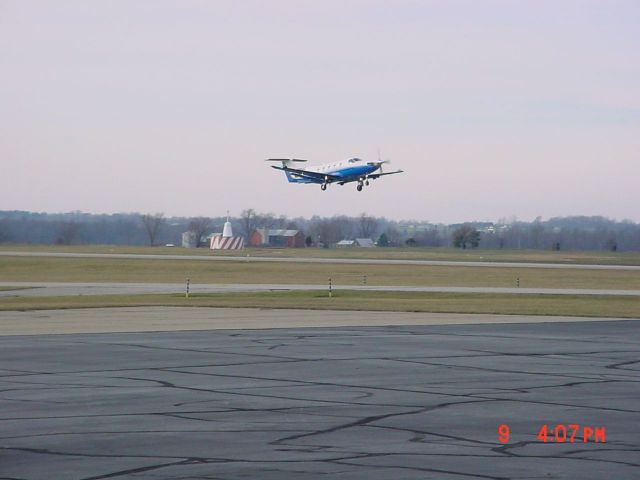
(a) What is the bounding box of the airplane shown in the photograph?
[267,156,403,191]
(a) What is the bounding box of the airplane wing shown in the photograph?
[271,165,342,183]
[367,169,404,179]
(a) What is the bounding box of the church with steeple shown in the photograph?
[210,213,244,250]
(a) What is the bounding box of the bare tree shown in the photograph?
[416,227,442,247]
[274,215,290,229]
[259,213,277,229]
[358,213,378,239]
[0,220,8,243]
[380,225,401,247]
[240,209,280,241]
[188,217,212,247]
[316,219,343,246]
[141,213,166,246]
[239,209,258,240]
[55,221,80,245]
[531,216,544,248]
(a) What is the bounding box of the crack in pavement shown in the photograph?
[2,322,639,479]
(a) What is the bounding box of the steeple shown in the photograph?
[222,211,233,238]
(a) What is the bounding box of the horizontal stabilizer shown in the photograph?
[266,158,308,162]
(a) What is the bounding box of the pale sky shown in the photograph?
[1,0,639,223]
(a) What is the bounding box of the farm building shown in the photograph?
[336,238,376,248]
[251,228,305,248]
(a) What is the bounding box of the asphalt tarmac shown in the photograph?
[1,313,638,479]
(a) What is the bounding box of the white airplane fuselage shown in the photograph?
[288,158,377,183]
[268,157,403,191]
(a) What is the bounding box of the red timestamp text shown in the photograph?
[498,424,606,443]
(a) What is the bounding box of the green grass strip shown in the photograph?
[1,291,639,318]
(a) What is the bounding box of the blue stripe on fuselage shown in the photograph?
[331,165,378,180]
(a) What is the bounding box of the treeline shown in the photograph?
[1,210,639,251]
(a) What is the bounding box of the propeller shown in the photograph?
[367,149,390,173]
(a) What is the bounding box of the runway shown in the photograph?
[2,281,640,298]
[1,314,638,479]
[2,250,639,270]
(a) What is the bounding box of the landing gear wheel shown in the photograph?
[357,184,363,192]
[321,184,327,191]
[365,180,370,186]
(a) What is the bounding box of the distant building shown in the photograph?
[251,228,305,248]
[336,238,375,248]
[336,239,355,248]
[355,238,375,247]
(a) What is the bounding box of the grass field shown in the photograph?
[1,246,638,317]
[1,290,638,318]
[1,256,639,290]
[2,244,639,265]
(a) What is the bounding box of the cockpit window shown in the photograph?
[348,158,361,163]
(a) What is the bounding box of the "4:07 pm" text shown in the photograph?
[498,424,606,443]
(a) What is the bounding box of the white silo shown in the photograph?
[222,216,233,237]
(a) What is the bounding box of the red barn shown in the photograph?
[251,228,305,248]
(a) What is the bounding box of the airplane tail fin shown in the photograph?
[266,159,308,183]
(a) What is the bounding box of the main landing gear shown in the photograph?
[321,184,327,191]
[356,177,370,192]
